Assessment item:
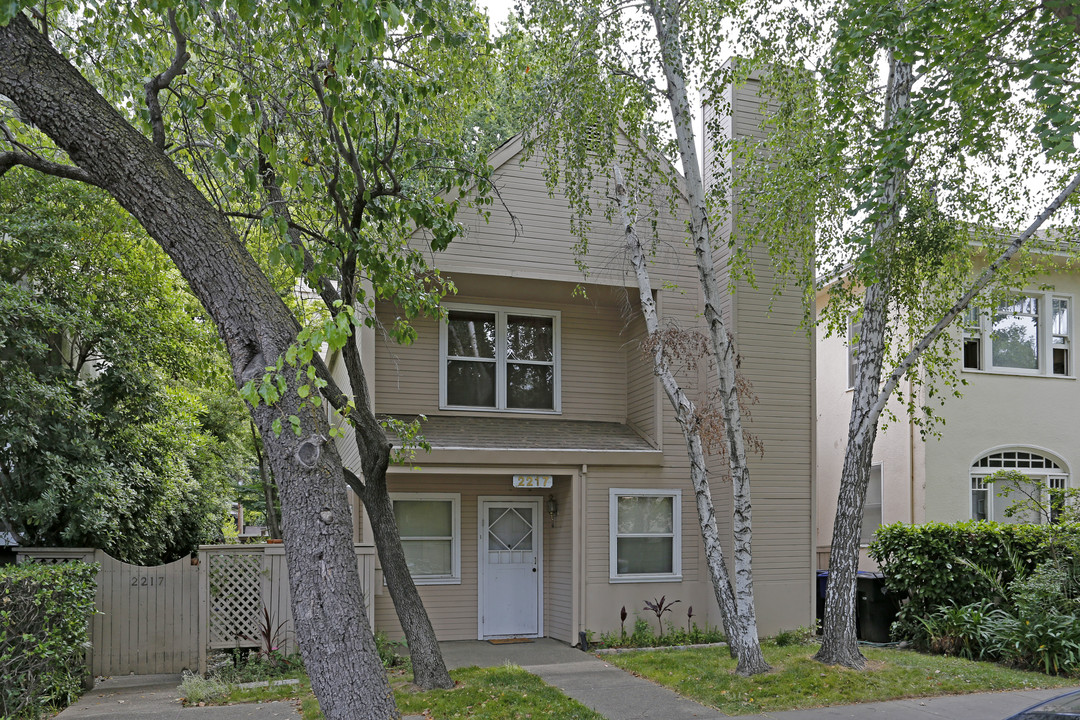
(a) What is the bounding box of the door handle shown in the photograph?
[532,567,537,572]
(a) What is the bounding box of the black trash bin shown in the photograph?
[856,572,898,643]
[816,571,828,632]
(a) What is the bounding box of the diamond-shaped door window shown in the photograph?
[488,507,533,551]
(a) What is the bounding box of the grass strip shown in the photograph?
[219,665,604,720]
[603,643,1080,715]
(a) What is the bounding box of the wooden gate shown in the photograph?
[18,544,377,676]
[17,548,200,675]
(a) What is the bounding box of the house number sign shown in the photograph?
[513,474,553,488]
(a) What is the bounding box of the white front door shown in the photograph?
[479,499,542,638]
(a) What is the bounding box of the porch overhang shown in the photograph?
[382,415,662,467]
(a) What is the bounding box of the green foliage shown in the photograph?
[374,631,410,670]
[604,644,1077,714]
[180,671,232,705]
[0,562,98,719]
[771,625,818,648]
[592,616,726,649]
[210,650,303,685]
[0,172,252,565]
[869,521,1080,638]
[874,521,1080,673]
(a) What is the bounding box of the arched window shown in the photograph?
[970,449,1069,523]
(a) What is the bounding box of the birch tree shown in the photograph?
[0,0,496,713]
[521,0,773,675]
[732,0,1080,668]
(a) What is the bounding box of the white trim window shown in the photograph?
[609,489,681,582]
[390,493,461,584]
[970,449,1069,524]
[861,464,883,545]
[847,316,862,389]
[962,293,1071,376]
[440,304,560,412]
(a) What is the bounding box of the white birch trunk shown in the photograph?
[645,0,765,659]
[817,48,911,669]
[614,167,769,676]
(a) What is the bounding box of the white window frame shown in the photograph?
[608,488,682,583]
[968,448,1070,524]
[861,464,883,546]
[439,303,561,413]
[962,292,1073,378]
[847,316,862,390]
[389,492,461,585]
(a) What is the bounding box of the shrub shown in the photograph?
[179,671,231,705]
[869,521,1080,638]
[0,562,98,719]
[917,600,1001,659]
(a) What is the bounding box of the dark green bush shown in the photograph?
[869,521,1080,638]
[0,562,97,719]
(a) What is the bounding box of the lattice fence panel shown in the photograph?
[207,553,264,647]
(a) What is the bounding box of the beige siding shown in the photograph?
[374,281,633,423]
[375,473,575,643]
[625,311,658,446]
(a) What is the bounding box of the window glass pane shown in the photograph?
[488,507,533,551]
[848,319,862,387]
[1053,299,1070,337]
[507,315,554,361]
[506,364,554,409]
[963,338,981,369]
[617,496,674,534]
[446,360,495,406]
[447,311,496,358]
[401,540,452,576]
[394,500,452,537]
[616,537,674,574]
[992,298,1039,370]
[860,466,883,544]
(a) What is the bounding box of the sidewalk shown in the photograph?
[54,673,299,719]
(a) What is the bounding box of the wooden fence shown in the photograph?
[16,543,377,676]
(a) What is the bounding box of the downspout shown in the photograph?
[577,464,588,645]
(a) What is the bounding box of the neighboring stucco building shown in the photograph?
[815,253,1079,570]
[331,74,816,643]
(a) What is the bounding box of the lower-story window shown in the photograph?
[861,464,883,545]
[970,449,1069,523]
[390,493,460,584]
[609,489,681,582]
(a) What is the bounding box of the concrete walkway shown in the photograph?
[54,673,299,719]
[440,639,1080,720]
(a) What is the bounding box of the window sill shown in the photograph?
[440,405,562,415]
[391,577,461,586]
[961,368,1075,380]
[608,575,683,584]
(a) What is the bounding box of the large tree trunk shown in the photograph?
[0,14,399,718]
[336,319,454,689]
[645,0,769,675]
[254,133,452,690]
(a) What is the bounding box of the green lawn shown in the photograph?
[603,643,1080,715]
[218,665,604,720]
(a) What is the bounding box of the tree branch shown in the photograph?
[144,9,190,149]
[871,166,1080,425]
[0,150,101,186]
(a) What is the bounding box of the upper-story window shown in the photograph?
[962,293,1071,376]
[440,304,560,412]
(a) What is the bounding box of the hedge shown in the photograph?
[869,521,1080,638]
[0,562,98,719]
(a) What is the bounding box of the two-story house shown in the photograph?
[816,251,1080,570]
[333,75,816,644]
